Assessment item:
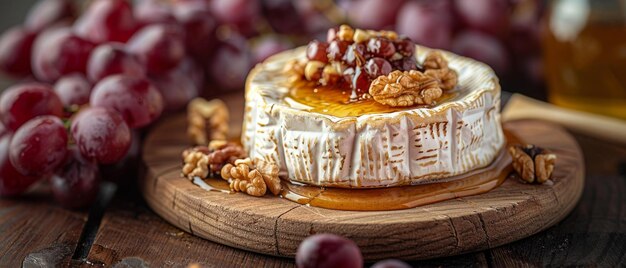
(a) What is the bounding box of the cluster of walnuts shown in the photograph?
[183,98,281,197]
[508,144,557,184]
[369,52,458,107]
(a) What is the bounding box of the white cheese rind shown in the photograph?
[243,46,504,188]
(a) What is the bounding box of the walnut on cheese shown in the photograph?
[369,70,443,107]
[423,52,458,91]
[369,52,458,107]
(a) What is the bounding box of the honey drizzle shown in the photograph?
[279,148,511,211]
[191,177,230,194]
[284,82,461,117]
[192,131,517,211]
[278,129,519,211]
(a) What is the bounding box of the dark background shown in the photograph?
[0,1,37,32]
[0,0,37,89]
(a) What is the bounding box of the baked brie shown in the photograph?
[242,45,504,188]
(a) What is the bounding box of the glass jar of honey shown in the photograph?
[543,0,626,120]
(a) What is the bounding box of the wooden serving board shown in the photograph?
[140,95,584,261]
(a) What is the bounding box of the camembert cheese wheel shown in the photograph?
[242,46,504,188]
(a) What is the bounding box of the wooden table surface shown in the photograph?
[1,92,626,267]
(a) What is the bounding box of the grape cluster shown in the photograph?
[0,0,163,206]
[0,0,542,208]
[305,26,418,95]
[296,233,411,268]
[0,0,342,207]
[345,0,544,82]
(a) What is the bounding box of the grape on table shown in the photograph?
[87,43,146,83]
[54,74,93,108]
[295,233,363,268]
[0,135,41,197]
[0,0,544,210]
[9,115,68,176]
[0,83,64,131]
[71,107,132,165]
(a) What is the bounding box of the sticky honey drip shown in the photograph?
[194,131,516,211]
[284,82,460,117]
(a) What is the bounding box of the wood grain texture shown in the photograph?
[0,184,87,267]
[485,133,626,267]
[141,95,584,261]
[83,190,295,267]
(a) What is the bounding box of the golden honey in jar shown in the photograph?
[543,0,626,120]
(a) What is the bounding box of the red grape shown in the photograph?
[71,107,131,164]
[0,26,37,77]
[343,43,366,67]
[99,130,140,185]
[31,27,96,82]
[211,0,259,25]
[127,24,186,75]
[365,57,392,78]
[134,0,177,27]
[54,74,92,108]
[0,123,7,138]
[150,67,199,112]
[74,0,137,43]
[452,30,510,74]
[208,34,253,91]
[0,83,63,131]
[51,147,100,209]
[523,56,544,84]
[87,43,145,83]
[290,1,334,36]
[454,0,511,36]
[394,37,415,57]
[392,57,418,71]
[371,259,412,268]
[351,67,370,95]
[252,36,292,63]
[295,234,363,268]
[327,40,349,61]
[326,27,338,43]
[25,0,75,32]
[9,115,68,176]
[306,40,329,63]
[178,58,205,93]
[261,0,305,35]
[173,1,217,60]
[367,38,396,58]
[0,135,40,196]
[90,75,164,128]
[210,0,260,36]
[396,1,453,49]
[508,6,541,58]
[349,0,405,30]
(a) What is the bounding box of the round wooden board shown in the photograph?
[140,94,584,261]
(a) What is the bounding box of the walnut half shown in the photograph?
[220,158,282,197]
[369,70,443,107]
[187,98,229,145]
[423,51,458,91]
[181,142,246,180]
[181,146,210,179]
[508,144,557,184]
